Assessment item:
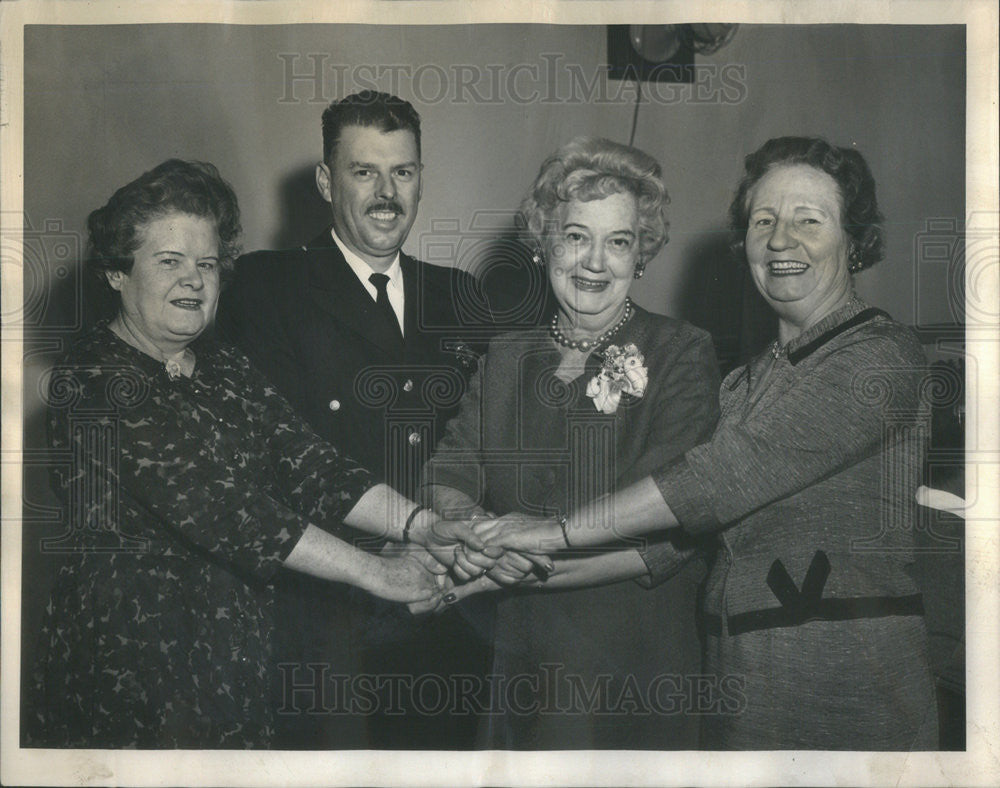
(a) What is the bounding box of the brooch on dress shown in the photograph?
[585,343,648,414]
[165,358,183,380]
[163,349,194,380]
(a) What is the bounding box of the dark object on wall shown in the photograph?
[607,24,739,84]
[608,25,693,83]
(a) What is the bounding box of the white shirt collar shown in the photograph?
[329,226,405,336]
[329,225,403,293]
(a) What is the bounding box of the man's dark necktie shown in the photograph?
[369,272,403,343]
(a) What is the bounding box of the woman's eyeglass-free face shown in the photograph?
[106,211,221,355]
[546,191,641,333]
[744,163,853,330]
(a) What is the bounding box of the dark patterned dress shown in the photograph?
[424,307,721,749]
[24,324,375,748]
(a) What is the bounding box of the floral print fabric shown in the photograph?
[24,324,374,748]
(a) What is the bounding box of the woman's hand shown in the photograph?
[486,549,553,585]
[473,513,565,555]
[395,542,449,576]
[368,547,448,605]
[408,511,486,562]
[408,574,501,615]
[408,510,504,579]
[407,572,456,615]
[451,545,554,585]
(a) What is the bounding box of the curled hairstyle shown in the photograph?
[520,136,669,271]
[322,90,422,165]
[729,136,884,271]
[86,159,242,298]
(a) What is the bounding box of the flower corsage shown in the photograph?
[585,343,648,414]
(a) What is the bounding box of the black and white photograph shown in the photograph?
[1,1,997,785]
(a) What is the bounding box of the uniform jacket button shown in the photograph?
[328,399,341,411]
[408,431,421,446]
[403,379,414,392]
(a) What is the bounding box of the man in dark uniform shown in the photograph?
[217,91,497,749]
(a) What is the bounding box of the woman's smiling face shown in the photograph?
[745,163,853,330]
[107,211,221,356]
[546,191,640,331]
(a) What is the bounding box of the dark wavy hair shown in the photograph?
[520,136,669,274]
[321,90,422,166]
[86,159,242,305]
[728,136,884,271]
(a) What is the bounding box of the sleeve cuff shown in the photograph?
[635,537,696,588]
[652,456,722,535]
[240,503,312,583]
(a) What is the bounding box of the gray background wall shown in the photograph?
[24,23,965,334]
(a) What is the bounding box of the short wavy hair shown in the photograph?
[86,159,242,300]
[729,136,884,271]
[322,90,422,166]
[520,137,669,271]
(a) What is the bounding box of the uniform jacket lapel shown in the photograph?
[304,228,405,359]
[400,254,423,351]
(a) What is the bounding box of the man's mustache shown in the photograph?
[367,201,405,216]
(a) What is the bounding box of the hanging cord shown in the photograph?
[627,77,643,147]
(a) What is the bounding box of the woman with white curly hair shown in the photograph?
[422,137,721,749]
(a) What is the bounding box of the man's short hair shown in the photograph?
[321,91,422,165]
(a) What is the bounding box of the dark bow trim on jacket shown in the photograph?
[704,550,924,637]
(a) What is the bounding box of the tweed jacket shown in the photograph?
[655,297,929,615]
[653,297,937,750]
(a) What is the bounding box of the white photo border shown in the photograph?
[2,1,997,786]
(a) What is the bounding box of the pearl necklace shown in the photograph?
[548,299,634,352]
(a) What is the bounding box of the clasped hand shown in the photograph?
[418,513,558,583]
[403,513,560,615]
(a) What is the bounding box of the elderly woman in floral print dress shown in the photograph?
[23,160,474,749]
